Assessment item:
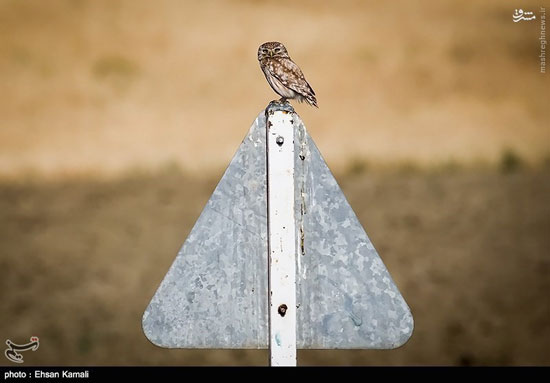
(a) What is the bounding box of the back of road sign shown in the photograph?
[142,108,413,349]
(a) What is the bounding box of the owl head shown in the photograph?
[258,42,290,61]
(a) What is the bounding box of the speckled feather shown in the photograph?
[258,42,318,107]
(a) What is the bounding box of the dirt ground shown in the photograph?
[1,166,549,366]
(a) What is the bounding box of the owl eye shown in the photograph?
[274,47,281,53]
[262,49,268,54]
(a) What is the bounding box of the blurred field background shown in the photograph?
[0,0,549,366]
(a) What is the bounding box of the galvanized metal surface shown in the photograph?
[293,115,414,349]
[266,107,297,365]
[142,112,269,348]
[142,103,413,349]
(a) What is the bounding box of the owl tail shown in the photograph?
[305,94,318,108]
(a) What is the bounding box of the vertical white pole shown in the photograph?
[266,110,297,366]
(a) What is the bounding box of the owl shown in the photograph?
[258,42,318,107]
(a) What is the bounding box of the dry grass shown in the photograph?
[0,0,548,178]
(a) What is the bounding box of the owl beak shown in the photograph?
[268,50,273,57]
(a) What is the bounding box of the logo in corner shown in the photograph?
[513,8,536,22]
[4,336,39,363]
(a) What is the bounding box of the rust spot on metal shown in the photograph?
[300,188,306,216]
[300,226,305,256]
[278,304,288,317]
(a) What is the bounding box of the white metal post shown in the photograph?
[266,110,297,366]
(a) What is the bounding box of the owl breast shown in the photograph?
[262,66,298,99]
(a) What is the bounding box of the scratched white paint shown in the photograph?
[267,110,297,367]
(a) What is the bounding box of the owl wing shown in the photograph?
[268,58,317,106]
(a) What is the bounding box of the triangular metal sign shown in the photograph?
[143,107,413,349]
